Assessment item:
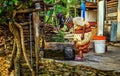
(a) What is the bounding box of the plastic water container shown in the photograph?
[93,36,106,53]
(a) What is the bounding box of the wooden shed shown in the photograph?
[104,0,120,41]
[85,1,98,40]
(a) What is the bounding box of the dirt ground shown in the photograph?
[0,42,120,76]
[57,44,120,72]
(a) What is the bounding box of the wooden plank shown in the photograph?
[23,30,30,33]
[106,16,117,20]
[107,0,118,3]
[86,5,97,8]
[107,5,118,8]
[106,9,117,12]
[106,0,118,8]
[24,32,34,34]
[23,26,29,29]
[107,5,117,8]
[107,2,118,6]
[24,37,34,39]
[107,7,117,11]
[20,22,31,26]
[106,9,117,14]
[107,12,117,17]
[45,42,73,50]
[106,16,117,18]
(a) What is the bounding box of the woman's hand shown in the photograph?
[81,24,85,40]
[81,34,84,40]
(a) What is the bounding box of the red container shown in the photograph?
[93,36,106,40]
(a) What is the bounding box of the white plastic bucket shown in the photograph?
[94,40,106,53]
[93,36,106,53]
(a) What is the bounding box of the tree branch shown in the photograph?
[54,0,61,5]
[16,8,36,13]
[44,0,61,6]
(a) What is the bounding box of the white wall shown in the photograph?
[85,10,97,22]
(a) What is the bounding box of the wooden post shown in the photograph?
[32,0,41,75]
[33,12,40,76]
[117,0,120,41]
[98,0,105,36]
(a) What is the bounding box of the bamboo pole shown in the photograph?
[74,2,77,17]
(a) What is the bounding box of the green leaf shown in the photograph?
[13,0,18,1]
[13,0,18,6]
[9,1,13,5]
[3,1,7,7]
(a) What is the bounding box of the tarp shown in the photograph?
[81,1,86,19]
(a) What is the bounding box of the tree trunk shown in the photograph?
[8,22,22,76]
[33,12,40,76]
[14,22,34,76]
[8,39,16,74]
[8,21,34,76]
[14,37,21,76]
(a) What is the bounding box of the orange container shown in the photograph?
[93,36,106,40]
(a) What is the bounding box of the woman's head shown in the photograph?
[73,17,86,26]
[65,17,90,29]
